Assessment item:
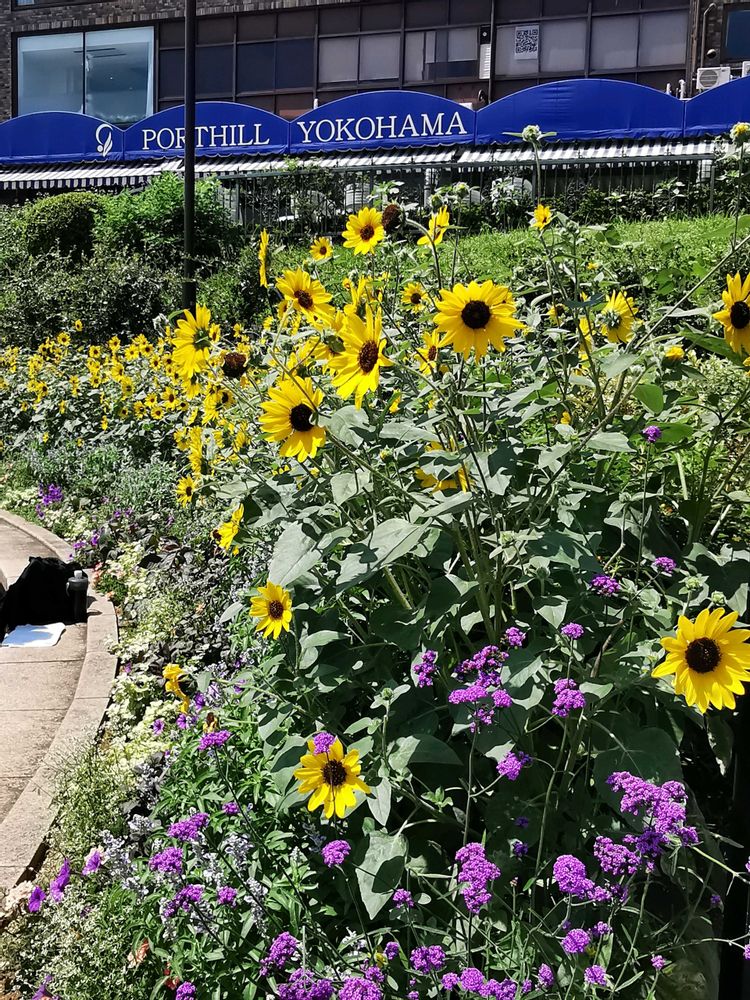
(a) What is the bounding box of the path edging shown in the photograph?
[0,509,118,892]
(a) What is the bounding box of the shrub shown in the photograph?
[22,191,104,261]
[95,172,242,269]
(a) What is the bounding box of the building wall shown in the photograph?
[4,0,698,125]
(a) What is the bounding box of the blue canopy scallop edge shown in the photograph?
[1,79,749,164]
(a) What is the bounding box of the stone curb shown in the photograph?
[0,510,118,893]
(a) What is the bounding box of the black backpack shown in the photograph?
[0,556,83,639]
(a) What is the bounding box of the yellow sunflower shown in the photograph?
[277,269,334,324]
[713,273,750,355]
[259,228,269,288]
[415,441,471,493]
[664,344,685,363]
[293,737,370,819]
[600,291,638,345]
[311,237,334,262]
[328,307,393,407]
[250,581,293,639]
[342,207,385,255]
[654,608,750,713]
[172,305,214,382]
[402,282,429,314]
[418,206,450,247]
[260,377,326,462]
[416,330,441,377]
[213,504,244,553]
[163,662,189,714]
[176,474,197,507]
[433,280,523,360]
[530,204,552,231]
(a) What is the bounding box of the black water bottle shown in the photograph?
[66,569,89,623]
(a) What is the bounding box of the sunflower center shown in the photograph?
[322,759,347,787]
[358,340,380,374]
[295,290,314,310]
[268,600,285,620]
[290,403,314,433]
[360,224,375,242]
[461,300,492,330]
[685,637,721,674]
[730,300,750,330]
[428,345,437,360]
[602,309,622,329]
[411,292,423,305]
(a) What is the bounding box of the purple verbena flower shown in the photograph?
[223,801,240,815]
[168,812,210,842]
[279,970,334,1000]
[148,846,183,876]
[552,678,586,718]
[562,929,590,954]
[504,627,526,648]
[642,425,662,443]
[338,977,382,1000]
[198,730,231,751]
[590,574,620,597]
[322,840,350,867]
[413,650,438,688]
[497,750,531,781]
[441,974,460,991]
[312,732,337,755]
[384,942,399,961]
[584,966,607,986]
[560,622,584,640]
[175,985,196,1000]
[537,965,555,989]
[651,955,666,970]
[512,841,528,857]
[261,932,300,976]
[411,946,446,973]
[392,888,414,909]
[456,843,500,914]
[459,969,485,993]
[652,556,677,576]
[552,855,593,898]
[218,886,238,907]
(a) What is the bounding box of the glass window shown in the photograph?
[498,0,540,17]
[276,39,314,89]
[275,92,313,118]
[320,8,360,33]
[724,9,750,61]
[405,0,449,29]
[592,0,636,10]
[238,14,276,41]
[159,48,184,100]
[360,33,401,80]
[197,17,234,44]
[405,27,477,81]
[196,43,233,97]
[544,0,587,12]
[160,21,184,48]
[590,15,638,70]
[278,10,316,37]
[495,24,540,76]
[540,18,586,72]
[449,0,488,23]
[319,37,359,83]
[362,4,402,30]
[237,41,275,92]
[86,27,154,125]
[18,33,83,116]
[638,11,688,67]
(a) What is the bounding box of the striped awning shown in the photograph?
[0,139,724,190]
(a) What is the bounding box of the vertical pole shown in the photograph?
[183,0,197,312]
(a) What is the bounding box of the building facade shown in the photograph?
[1,0,746,127]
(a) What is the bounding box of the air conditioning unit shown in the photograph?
[696,65,731,90]
[742,61,750,78]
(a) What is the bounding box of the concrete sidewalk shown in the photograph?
[0,510,117,893]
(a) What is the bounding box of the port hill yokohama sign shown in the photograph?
[1,81,750,164]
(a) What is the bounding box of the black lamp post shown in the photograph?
[182,0,197,312]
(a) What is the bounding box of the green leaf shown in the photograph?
[390,734,462,772]
[586,431,633,453]
[336,518,426,592]
[331,470,372,505]
[681,329,738,360]
[267,523,320,587]
[368,778,392,826]
[356,831,407,919]
[536,596,568,628]
[633,383,664,414]
[328,405,372,446]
